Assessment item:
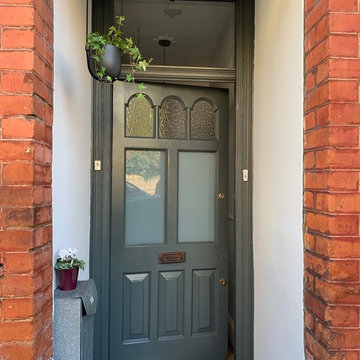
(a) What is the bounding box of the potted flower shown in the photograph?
[55,248,85,291]
[86,15,151,94]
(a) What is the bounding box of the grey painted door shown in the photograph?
[110,82,228,360]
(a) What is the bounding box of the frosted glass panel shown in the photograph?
[125,150,166,245]
[126,96,154,138]
[178,152,215,243]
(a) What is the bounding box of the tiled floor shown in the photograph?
[227,344,235,360]
[227,351,235,360]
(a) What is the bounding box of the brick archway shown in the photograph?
[304,1,360,359]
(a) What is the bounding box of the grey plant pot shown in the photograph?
[86,44,122,82]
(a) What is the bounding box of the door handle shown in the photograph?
[219,278,227,287]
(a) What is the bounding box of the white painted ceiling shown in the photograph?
[115,0,235,67]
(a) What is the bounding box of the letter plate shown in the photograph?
[158,251,186,264]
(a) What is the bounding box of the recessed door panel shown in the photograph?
[123,273,150,343]
[158,271,184,338]
[192,269,216,335]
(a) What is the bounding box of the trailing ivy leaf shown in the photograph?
[125,73,134,82]
[137,93,145,99]
[108,26,116,35]
[116,15,125,26]
[137,83,147,91]
[125,37,133,47]
[106,75,113,82]
[139,60,148,72]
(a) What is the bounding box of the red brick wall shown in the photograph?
[0,0,53,359]
[304,0,360,359]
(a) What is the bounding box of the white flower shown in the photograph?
[58,248,78,260]
[58,248,68,260]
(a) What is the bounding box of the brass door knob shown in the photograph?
[218,193,225,199]
[219,278,227,287]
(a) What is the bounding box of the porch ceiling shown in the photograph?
[116,0,235,67]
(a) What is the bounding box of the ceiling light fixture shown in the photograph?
[163,3,183,19]
[154,35,176,65]
[153,35,176,45]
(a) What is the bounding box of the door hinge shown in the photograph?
[94,160,101,171]
[242,169,249,182]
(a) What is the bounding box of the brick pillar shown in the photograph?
[304,1,360,359]
[0,1,53,359]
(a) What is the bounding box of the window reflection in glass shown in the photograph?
[125,150,166,245]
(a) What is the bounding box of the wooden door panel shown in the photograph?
[192,269,216,335]
[158,271,185,338]
[110,82,228,360]
[123,273,150,343]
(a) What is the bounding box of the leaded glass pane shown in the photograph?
[190,100,216,140]
[159,97,187,139]
[126,96,154,138]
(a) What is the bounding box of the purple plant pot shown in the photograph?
[58,267,79,291]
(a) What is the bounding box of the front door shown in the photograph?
[110,82,229,360]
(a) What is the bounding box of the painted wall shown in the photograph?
[253,0,304,359]
[53,0,91,282]
[211,3,235,68]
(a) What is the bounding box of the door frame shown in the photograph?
[90,1,254,359]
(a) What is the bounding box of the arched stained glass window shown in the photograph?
[126,96,154,138]
[159,97,187,139]
[190,99,216,140]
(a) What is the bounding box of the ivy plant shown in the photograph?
[86,16,152,96]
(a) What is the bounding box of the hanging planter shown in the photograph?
[85,16,152,93]
[86,44,122,82]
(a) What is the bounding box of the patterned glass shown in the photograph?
[190,100,216,140]
[159,97,187,139]
[126,96,154,138]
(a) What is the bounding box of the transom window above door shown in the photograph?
[124,94,218,141]
[117,0,235,67]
